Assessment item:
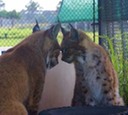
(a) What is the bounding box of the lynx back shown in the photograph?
[0,23,60,115]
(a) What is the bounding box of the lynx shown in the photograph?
[0,23,60,115]
[60,24,124,106]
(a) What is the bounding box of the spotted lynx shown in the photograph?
[61,24,124,106]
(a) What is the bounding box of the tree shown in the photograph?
[7,10,20,19]
[0,0,5,26]
[0,0,5,11]
[25,0,39,14]
[0,10,6,26]
[0,10,20,27]
[7,10,20,27]
[0,10,7,18]
[56,1,62,11]
[25,0,42,20]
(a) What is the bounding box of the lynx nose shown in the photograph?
[61,56,68,62]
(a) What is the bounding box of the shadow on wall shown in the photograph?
[39,53,76,112]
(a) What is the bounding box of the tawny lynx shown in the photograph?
[0,23,60,115]
[61,24,124,106]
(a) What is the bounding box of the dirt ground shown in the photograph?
[38,54,76,112]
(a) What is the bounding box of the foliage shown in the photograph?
[7,10,20,19]
[0,10,7,18]
[0,10,20,19]
[25,0,40,13]
[24,0,42,20]
[0,0,5,10]
[99,35,128,105]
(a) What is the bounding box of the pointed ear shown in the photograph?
[69,23,79,41]
[61,26,69,36]
[32,19,40,33]
[48,23,60,39]
[35,19,38,25]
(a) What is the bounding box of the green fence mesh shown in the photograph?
[58,0,98,22]
[100,0,128,21]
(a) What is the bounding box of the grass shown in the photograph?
[0,27,32,46]
[100,35,128,105]
[0,27,98,46]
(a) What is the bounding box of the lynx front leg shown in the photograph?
[72,62,96,106]
[72,82,96,106]
[72,63,86,106]
[27,79,44,115]
[72,79,86,106]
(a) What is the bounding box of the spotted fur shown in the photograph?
[61,25,124,106]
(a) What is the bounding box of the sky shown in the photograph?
[3,0,61,11]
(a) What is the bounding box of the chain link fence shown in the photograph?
[0,0,98,51]
[0,0,58,53]
[58,0,98,43]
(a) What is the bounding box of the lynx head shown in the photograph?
[44,23,61,69]
[61,24,86,64]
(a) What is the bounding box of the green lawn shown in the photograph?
[0,27,32,46]
[0,27,99,47]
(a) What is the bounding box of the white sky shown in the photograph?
[3,0,61,11]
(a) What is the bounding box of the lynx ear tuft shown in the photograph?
[48,23,61,39]
[61,26,69,36]
[32,19,40,33]
[69,23,79,41]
